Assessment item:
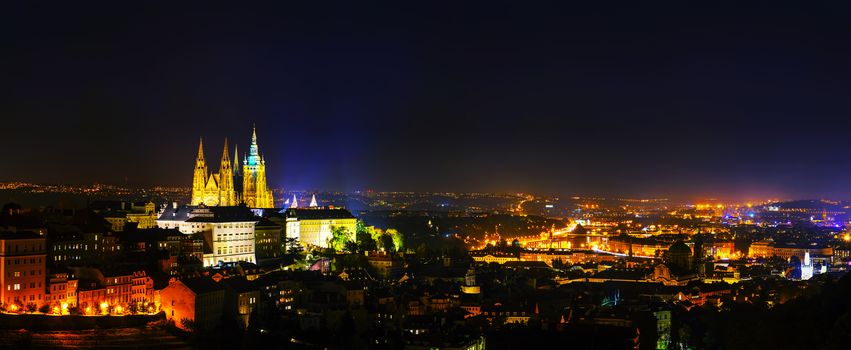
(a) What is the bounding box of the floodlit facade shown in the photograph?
[160,278,226,331]
[157,205,258,267]
[0,232,46,308]
[801,251,814,280]
[283,208,357,248]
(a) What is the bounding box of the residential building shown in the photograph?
[254,218,282,261]
[160,277,226,331]
[0,232,46,308]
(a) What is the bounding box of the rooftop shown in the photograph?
[283,207,355,220]
[179,277,225,295]
[0,231,43,240]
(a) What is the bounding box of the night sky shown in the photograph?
[5,2,851,200]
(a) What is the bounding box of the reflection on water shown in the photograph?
[0,327,190,349]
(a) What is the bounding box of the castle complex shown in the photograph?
[190,126,274,208]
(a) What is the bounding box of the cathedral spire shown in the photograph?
[191,137,209,206]
[233,143,240,176]
[217,138,236,206]
[252,123,257,145]
[241,124,273,208]
[247,124,261,165]
[221,138,230,162]
[197,137,205,161]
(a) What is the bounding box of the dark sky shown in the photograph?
[4,2,851,200]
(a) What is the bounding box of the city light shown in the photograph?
[3,5,851,347]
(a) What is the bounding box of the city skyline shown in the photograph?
[6,3,851,200]
[5,3,851,349]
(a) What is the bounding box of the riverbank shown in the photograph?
[0,313,164,330]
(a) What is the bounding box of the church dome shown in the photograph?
[668,240,691,255]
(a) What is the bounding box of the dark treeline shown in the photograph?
[675,274,851,349]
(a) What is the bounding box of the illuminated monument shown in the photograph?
[800,251,813,280]
[191,126,275,208]
[241,127,274,208]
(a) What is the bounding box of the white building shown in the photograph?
[282,208,357,248]
[800,251,813,280]
[157,204,258,267]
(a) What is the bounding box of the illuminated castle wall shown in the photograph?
[191,126,274,208]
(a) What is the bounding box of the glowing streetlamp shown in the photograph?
[61,303,68,315]
[100,302,109,315]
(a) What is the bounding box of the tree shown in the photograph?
[285,237,304,256]
[180,318,196,332]
[379,233,395,253]
[356,229,377,253]
[328,226,352,251]
[284,237,307,269]
[356,220,369,236]
[344,240,359,254]
[387,228,404,252]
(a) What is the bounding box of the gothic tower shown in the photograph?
[242,126,275,208]
[191,138,208,205]
[218,139,237,206]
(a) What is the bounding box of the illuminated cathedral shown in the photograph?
[191,126,275,208]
